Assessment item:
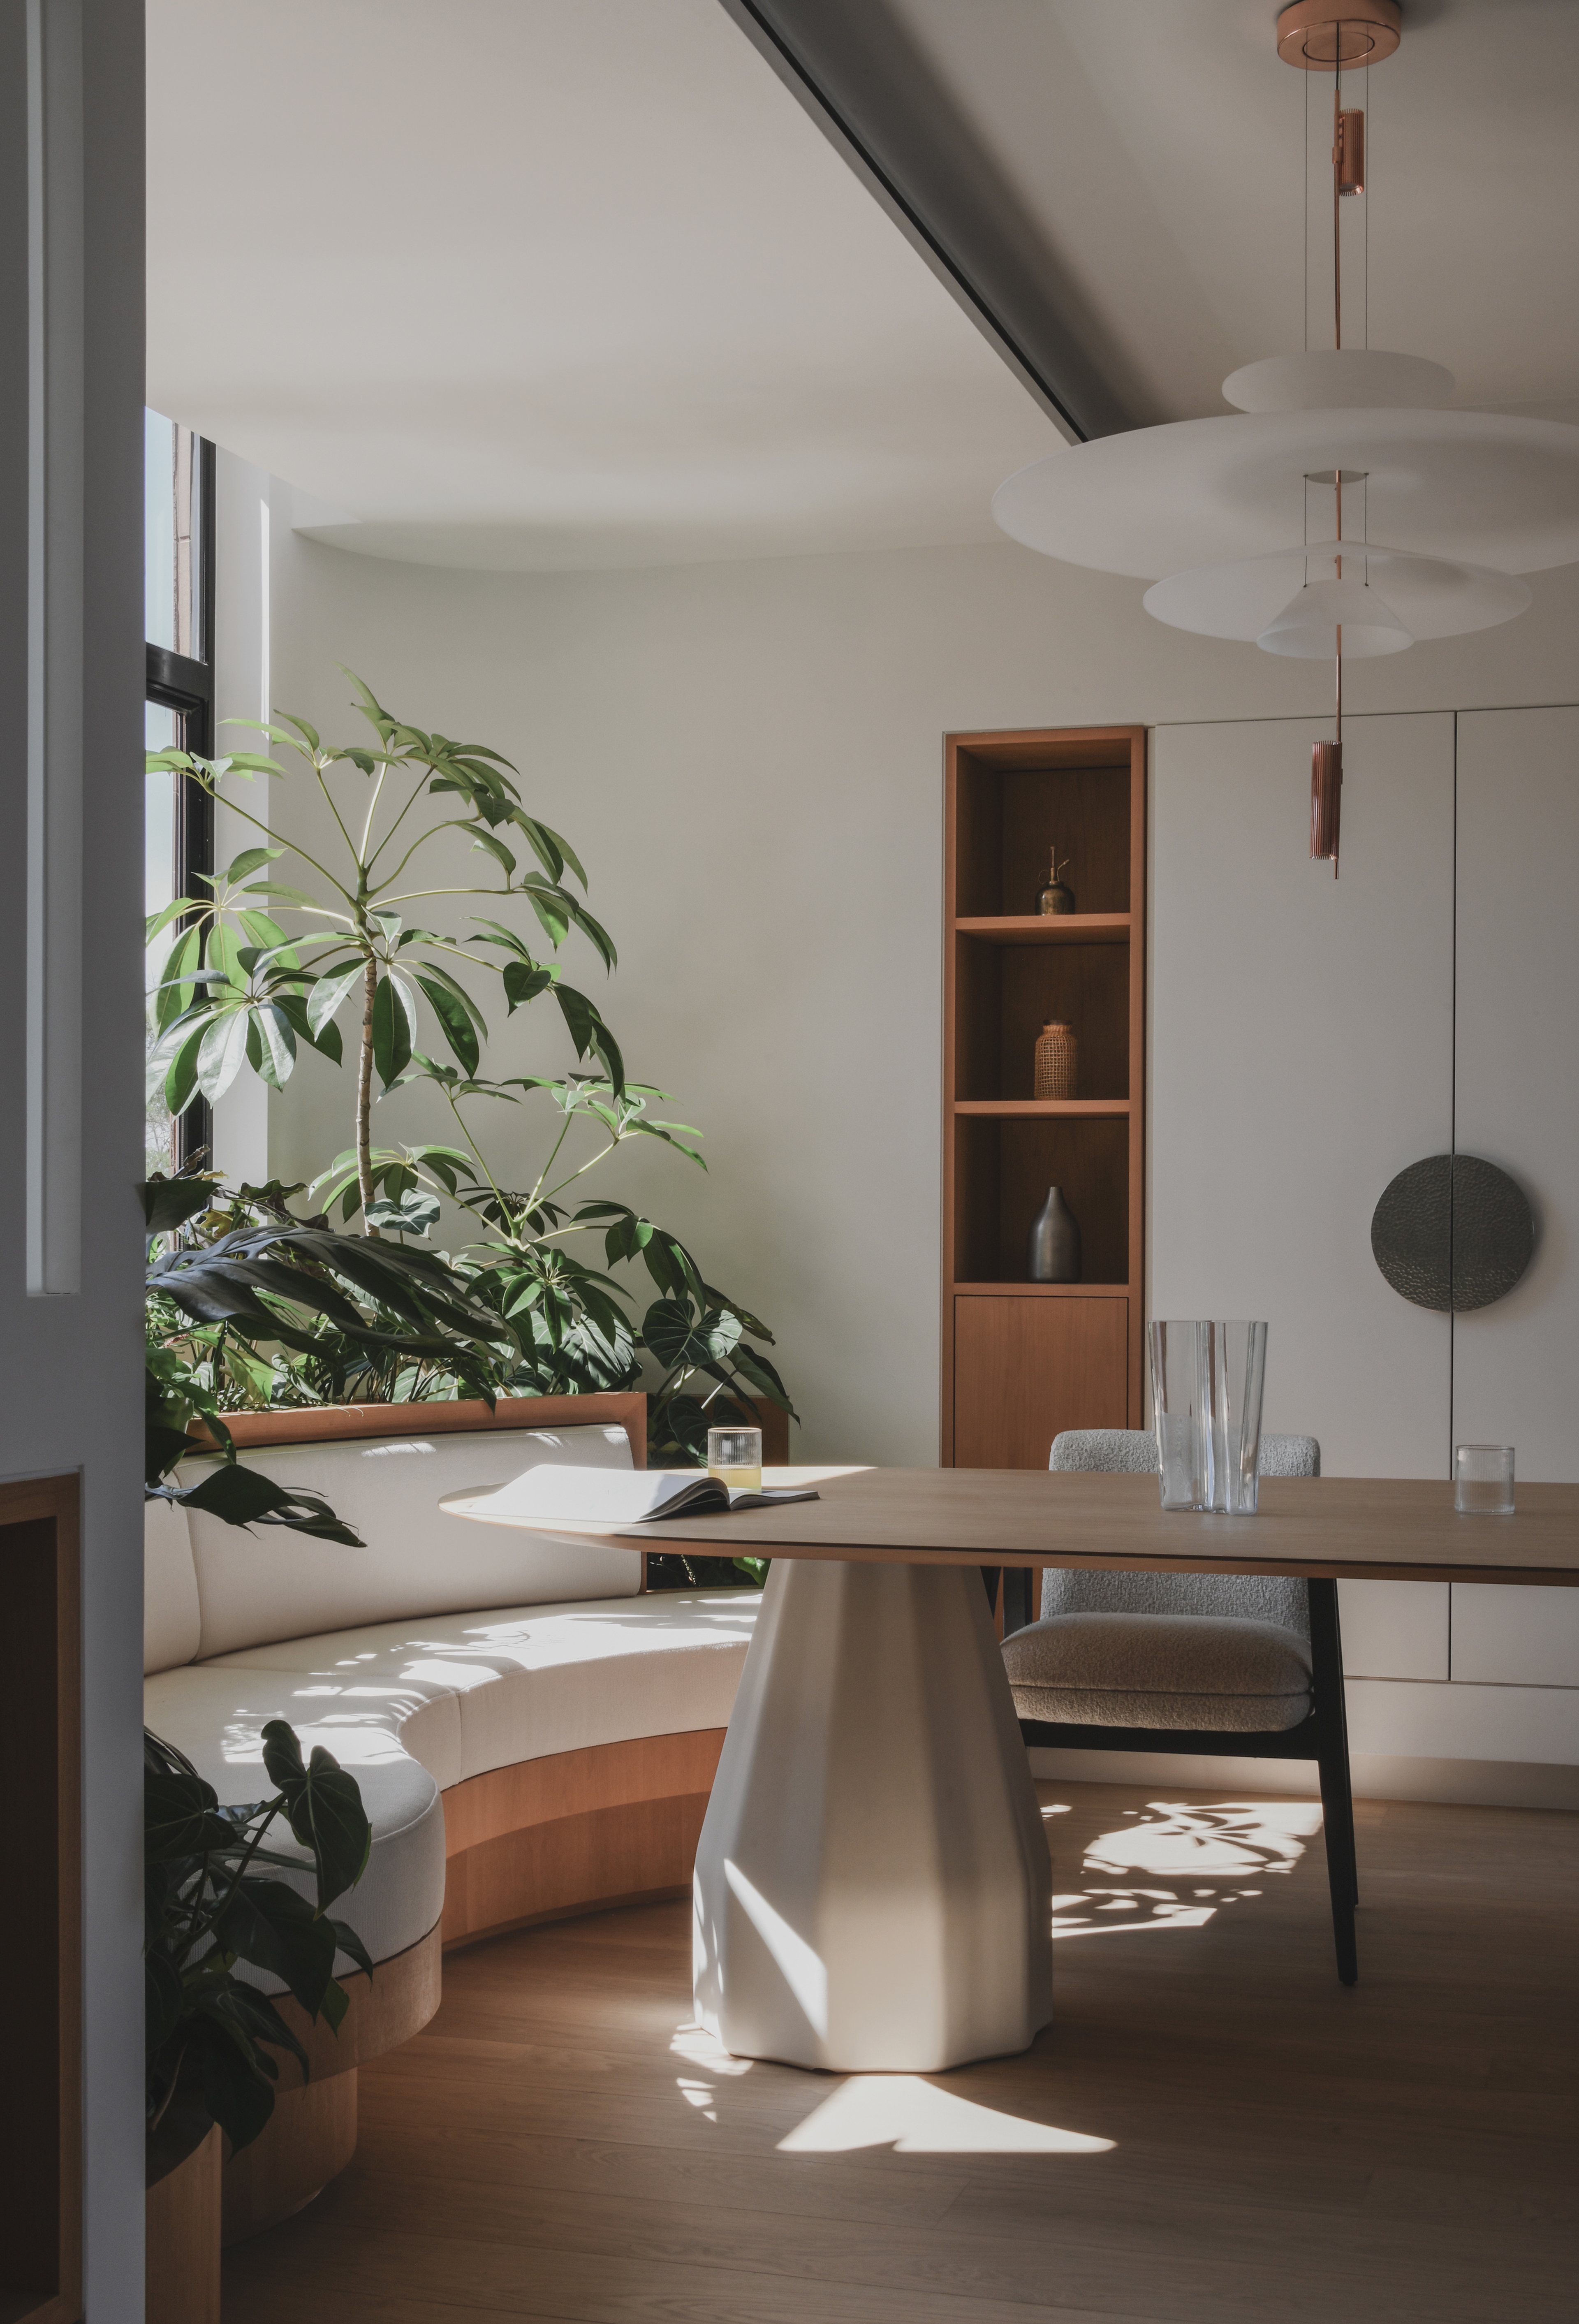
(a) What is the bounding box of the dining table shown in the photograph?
[446,1462,1579,2076]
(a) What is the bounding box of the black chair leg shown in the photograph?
[1304,1580,1359,1983]
[1317,1736,1359,1985]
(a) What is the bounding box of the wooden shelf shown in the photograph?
[953,1098,1130,1119]
[954,913,1131,946]
[953,1281,1129,1298]
[943,724,1146,1466]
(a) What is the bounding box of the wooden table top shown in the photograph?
[445,1464,1579,1588]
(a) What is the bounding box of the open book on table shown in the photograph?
[460,1464,820,1527]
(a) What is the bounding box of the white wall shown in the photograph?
[261,523,1579,1472]
[0,2,148,2311]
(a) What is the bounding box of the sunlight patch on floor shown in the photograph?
[1046,1797,1323,1940]
[670,2021,754,2076]
[778,2074,1114,2156]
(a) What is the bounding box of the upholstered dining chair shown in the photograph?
[1000,1429,1358,1984]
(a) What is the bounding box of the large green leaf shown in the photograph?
[144,1766,232,1863]
[169,1462,363,1545]
[307,962,365,1038]
[260,1722,372,1911]
[197,1008,251,1103]
[413,973,481,1074]
[370,971,414,1089]
[215,1879,340,2021]
[140,1176,220,1238]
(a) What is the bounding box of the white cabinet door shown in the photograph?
[1338,1580,1449,1679]
[1453,707,1579,1480]
[1151,714,1455,1478]
[1451,1585,1579,1687]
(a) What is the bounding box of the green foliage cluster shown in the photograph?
[143,671,794,1472]
[145,1720,373,2153]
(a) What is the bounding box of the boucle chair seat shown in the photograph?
[1007,1426,1359,1986]
[1002,1609,1313,1733]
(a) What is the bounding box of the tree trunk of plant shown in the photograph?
[357,955,379,1235]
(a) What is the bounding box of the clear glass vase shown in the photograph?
[1148,1320,1269,1514]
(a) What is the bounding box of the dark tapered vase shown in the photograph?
[1027,1186,1081,1284]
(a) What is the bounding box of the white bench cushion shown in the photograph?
[145,1493,204,1674]
[143,1663,448,1972]
[204,1591,761,1786]
[179,1424,641,1658]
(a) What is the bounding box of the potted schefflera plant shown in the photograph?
[144,671,794,1502]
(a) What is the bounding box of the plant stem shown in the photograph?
[357,955,380,1235]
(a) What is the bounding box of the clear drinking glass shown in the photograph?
[1455,1444,1514,1515]
[708,1427,762,1492]
[1148,1321,1268,1514]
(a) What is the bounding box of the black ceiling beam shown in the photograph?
[717,0,1136,443]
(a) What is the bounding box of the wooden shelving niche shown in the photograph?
[942,726,1146,1469]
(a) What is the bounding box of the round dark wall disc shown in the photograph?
[1371,1154,1535,1313]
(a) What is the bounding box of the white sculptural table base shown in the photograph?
[692,1557,1053,2073]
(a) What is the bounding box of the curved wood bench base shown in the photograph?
[216,1734,728,2243]
[147,2121,221,2324]
[222,2071,358,2247]
[441,1730,725,1949]
[219,1919,441,2245]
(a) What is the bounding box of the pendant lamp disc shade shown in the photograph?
[1257,577,1410,658]
[1222,349,1454,412]
[992,408,1579,580]
[1143,542,1531,644]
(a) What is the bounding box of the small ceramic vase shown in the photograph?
[1027,1186,1081,1283]
[1033,1021,1078,1099]
[1037,847,1075,915]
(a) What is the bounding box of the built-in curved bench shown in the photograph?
[143,1393,758,2245]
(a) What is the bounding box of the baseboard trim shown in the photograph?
[1027,1747,1579,1810]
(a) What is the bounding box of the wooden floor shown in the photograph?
[223,1781,1577,2324]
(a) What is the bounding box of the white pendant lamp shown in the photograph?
[1257,575,1410,659]
[1141,541,1530,648]
[992,0,1579,876]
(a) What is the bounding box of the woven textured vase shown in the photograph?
[1033,1021,1078,1099]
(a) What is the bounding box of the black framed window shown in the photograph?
[144,414,216,1174]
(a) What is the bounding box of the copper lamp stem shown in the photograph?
[1332,70,1342,347]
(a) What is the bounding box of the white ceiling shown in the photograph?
[145,0,1066,570]
[147,1,1579,575]
[866,0,1579,431]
